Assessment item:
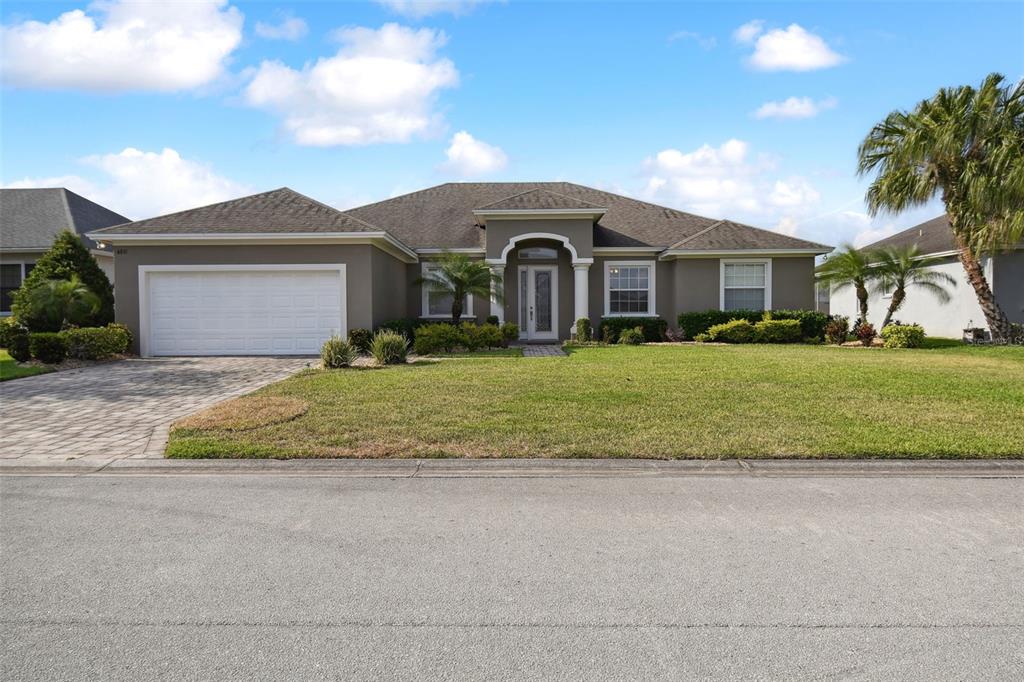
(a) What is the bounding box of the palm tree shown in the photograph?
[815,244,876,325]
[871,245,957,328]
[17,275,101,332]
[857,72,1024,340]
[415,252,503,322]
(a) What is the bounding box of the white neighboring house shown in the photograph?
[0,188,126,315]
[832,215,1024,338]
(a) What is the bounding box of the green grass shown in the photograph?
[167,344,1024,460]
[430,348,524,358]
[0,349,50,382]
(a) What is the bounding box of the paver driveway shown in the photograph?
[0,357,312,462]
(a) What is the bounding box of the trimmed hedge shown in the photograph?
[63,325,131,360]
[29,332,68,364]
[753,319,802,344]
[412,322,505,355]
[678,309,829,340]
[378,318,419,341]
[1,317,31,362]
[618,327,645,345]
[881,324,925,349]
[600,317,667,344]
[706,319,756,343]
[348,328,372,353]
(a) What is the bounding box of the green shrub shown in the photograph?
[771,309,829,340]
[617,326,645,345]
[108,322,133,350]
[600,317,667,343]
[477,323,503,349]
[706,319,756,343]
[753,319,802,343]
[855,322,877,347]
[461,322,483,351]
[485,315,500,325]
[413,323,464,354]
[881,324,926,349]
[371,329,408,365]
[379,318,419,342]
[577,317,593,339]
[16,276,102,333]
[321,335,357,368]
[62,325,131,360]
[693,333,710,343]
[1,317,31,362]
[29,332,68,363]
[12,231,113,330]
[824,316,850,345]
[348,328,372,353]
[500,322,519,345]
[678,309,828,340]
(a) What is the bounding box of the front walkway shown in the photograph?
[0,357,312,463]
[520,344,566,357]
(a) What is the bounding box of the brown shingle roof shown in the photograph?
[475,188,606,211]
[862,215,956,255]
[92,188,381,235]
[0,188,128,250]
[667,220,830,251]
[347,182,830,251]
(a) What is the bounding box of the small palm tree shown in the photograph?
[815,244,876,325]
[871,245,957,328]
[19,275,101,332]
[415,252,502,322]
[857,72,1024,340]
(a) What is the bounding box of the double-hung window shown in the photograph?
[421,262,472,318]
[605,262,655,316]
[721,260,771,311]
[1,262,34,314]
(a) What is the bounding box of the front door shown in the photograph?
[519,265,558,340]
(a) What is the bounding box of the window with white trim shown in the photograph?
[722,261,767,311]
[1,262,34,314]
[605,262,655,316]
[421,262,472,318]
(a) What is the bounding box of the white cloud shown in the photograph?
[0,0,243,92]
[745,23,845,71]
[244,23,459,146]
[255,14,308,41]
[4,148,248,220]
[439,131,508,177]
[668,30,716,50]
[753,96,837,120]
[375,1,493,18]
[732,19,764,44]
[641,139,821,235]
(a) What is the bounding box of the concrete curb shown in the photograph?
[2,457,1022,478]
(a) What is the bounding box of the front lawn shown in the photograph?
[0,349,51,382]
[167,344,1024,459]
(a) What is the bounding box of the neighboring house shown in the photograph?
[0,188,126,315]
[833,215,1024,337]
[88,183,831,356]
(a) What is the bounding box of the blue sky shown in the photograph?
[2,1,1022,247]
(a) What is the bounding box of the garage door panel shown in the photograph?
[146,267,345,356]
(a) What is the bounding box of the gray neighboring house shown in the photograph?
[0,188,126,315]
[88,183,831,356]
[832,214,1024,337]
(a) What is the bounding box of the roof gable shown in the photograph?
[0,188,128,250]
[91,188,381,235]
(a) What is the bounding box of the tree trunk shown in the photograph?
[881,289,904,329]
[451,294,463,323]
[954,235,1011,340]
[855,280,869,325]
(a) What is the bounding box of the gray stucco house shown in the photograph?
[832,214,1024,338]
[0,188,125,315]
[87,183,831,356]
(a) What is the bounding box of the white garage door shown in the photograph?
[143,265,346,356]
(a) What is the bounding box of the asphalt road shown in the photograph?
[2,473,1022,680]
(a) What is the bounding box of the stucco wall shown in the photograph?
[484,218,594,260]
[113,244,377,353]
[771,257,816,310]
[672,259,720,313]
[504,242,574,338]
[370,247,408,328]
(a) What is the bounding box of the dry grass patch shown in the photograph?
[174,396,309,432]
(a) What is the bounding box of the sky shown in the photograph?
[2,0,1022,248]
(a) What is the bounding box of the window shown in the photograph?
[1,262,33,314]
[721,260,771,311]
[604,261,655,316]
[518,246,557,260]
[421,262,472,318]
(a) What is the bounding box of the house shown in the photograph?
[0,188,126,315]
[833,215,1024,338]
[87,183,831,356]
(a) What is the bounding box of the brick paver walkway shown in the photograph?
[520,344,566,357]
[0,357,312,462]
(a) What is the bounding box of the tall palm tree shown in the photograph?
[871,245,957,328]
[815,244,876,325]
[415,252,503,322]
[857,72,1024,340]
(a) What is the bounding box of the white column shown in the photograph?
[490,265,504,325]
[573,263,590,331]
